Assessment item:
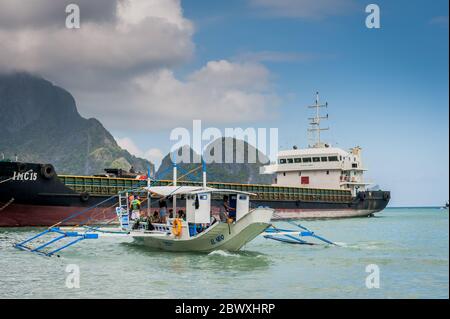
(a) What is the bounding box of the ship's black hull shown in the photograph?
[0,162,390,226]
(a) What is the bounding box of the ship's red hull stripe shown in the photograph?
[0,204,117,227]
[0,203,377,226]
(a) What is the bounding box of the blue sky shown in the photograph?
[113,0,448,206]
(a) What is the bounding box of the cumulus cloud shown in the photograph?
[116,137,164,168]
[144,148,165,168]
[189,60,270,91]
[80,60,279,129]
[249,0,357,19]
[0,0,194,91]
[0,0,118,29]
[0,0,279,130]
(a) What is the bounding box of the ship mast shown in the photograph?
[307,92,329,148]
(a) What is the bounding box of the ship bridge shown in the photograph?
[261,93,372,196]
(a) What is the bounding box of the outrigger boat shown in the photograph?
[13,164,336,256]
[115,185,274,252]
[13,184,276,255]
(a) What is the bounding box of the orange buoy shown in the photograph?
[172,218,182,237]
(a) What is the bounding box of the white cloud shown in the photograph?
[73,59,279,130]
[0,0,279,130]
[0,0,194,91]
[116,137,142,156]
[249,0,357,19]
[430,16,449,28]
[117,0,187,29]
[144,148,165,167]
[117,137,164,168]
[189,60,270,91]
[0,0,118,29]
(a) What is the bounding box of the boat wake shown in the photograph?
[335,241,387,250]
[208,250,243,257]
[208,249,266,258]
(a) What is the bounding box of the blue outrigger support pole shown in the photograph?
[14,227,99,257]
[14,229,51,249]
[264,234,311,245]
[264,220,337,246]
[291,223,336,245]
[31,234,67,252]
[46,235,96,257]
[285,233,311,244]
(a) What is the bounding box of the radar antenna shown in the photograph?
[307,92,329,148]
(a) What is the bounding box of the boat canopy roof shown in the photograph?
[145,186,255,197]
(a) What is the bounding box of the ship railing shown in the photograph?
[59,174,353,201]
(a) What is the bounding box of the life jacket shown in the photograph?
[131,199,141,210]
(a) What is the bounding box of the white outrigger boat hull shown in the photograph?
[132,208,273,252]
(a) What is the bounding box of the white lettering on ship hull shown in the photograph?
[12,170,38,181]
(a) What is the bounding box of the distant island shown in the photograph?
[156,140,274,184]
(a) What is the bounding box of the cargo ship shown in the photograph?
[0,94,390,226]
[0,160,389,226]
[259,93,391,218]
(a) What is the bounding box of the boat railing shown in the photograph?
[151,223,171,232]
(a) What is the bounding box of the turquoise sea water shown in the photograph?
[0,208,448,299]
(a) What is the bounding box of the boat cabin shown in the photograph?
[116,186,255,240]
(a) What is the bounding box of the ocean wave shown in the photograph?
[336,241,387,250]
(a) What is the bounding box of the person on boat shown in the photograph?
[128,193,134,207]
[151,211,160,223]
[144,211,154,231]
[219,211,227,222]
[132,219,140,230]
[222,195,236,221]
[168,209,174,219]
[130,196,141,220]
[127,193,135,218]
[159,198,168,223]
[178,210,186,221]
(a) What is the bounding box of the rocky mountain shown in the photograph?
[0,72,153,175]
[156,137,274,184]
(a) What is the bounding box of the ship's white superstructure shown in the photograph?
[261,93,371,196]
